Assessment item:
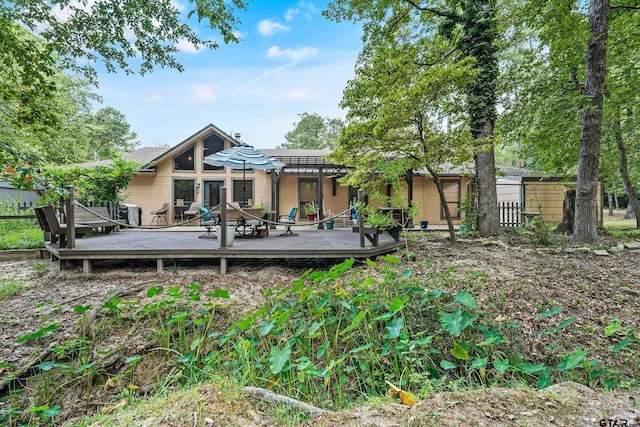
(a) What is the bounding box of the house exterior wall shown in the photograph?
[123,129,273,225]
[523,179,602,224]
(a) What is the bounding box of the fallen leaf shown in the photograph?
[385,381,418,406]
[104,378,117,388]
[204,417,214,424]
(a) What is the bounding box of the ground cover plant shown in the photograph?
[0,203,43,250]
[0,230,638,426]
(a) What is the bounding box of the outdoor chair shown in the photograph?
[35,205,91,248]
[278,206,298,237]
[183,202,202,225]
[199,207,218,239]
[150,202,169,226]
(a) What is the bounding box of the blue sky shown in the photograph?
[94,1,363,149]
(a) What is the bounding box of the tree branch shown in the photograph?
[399,0,462,20]
[610,5,640,10]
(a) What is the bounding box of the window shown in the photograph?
[440,179,461,219]
[174,179,195,204]
[232,179,253,207]
[203,134,225,171]
[174,146,195,171]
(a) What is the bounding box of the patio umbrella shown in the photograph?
[203,143,286,206]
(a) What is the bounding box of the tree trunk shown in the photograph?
[555,188,576,234]
[574,0,609,245]
[427,166,456,242]
[476,136,499,237]
[623,204,635,220]
[607,193,613,216]
[615,108,640,228]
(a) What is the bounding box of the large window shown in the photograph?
[232,179,253,207]
[174,146,195,171]
[440,179,461,219]
[174,179,195,205]
[203,134,225,171]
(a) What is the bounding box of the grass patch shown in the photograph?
[0,279,23,300]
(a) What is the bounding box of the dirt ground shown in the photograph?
[1,230,639,426]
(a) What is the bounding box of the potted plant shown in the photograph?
[323,210,335,230]
[305,202,318,220]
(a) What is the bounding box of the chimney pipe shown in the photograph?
[234,133,241,141]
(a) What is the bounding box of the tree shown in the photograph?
[573,0,610,244]
[1,0,247,109]
[83,107,139,161]
[330,30,478,241]
[281,113,344,149]
[326,0,501,236]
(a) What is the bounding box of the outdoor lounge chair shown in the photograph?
[278,206,298,236]
[199,207,218,239]
[150,202,169,226]
[35,205,91,248]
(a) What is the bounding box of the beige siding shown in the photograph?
[523,180,602,224]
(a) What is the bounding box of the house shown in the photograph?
[100,124,586,228]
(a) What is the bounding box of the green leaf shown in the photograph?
[536,370,552,389]
[494,358,509,374]
[350,343,374,354]
[516,362,547,375]
[557,348,587,371]
[43,405,61,417]
[38,361,69,372]
[422,289,443,302]
[191,337,204,351]
[440,360,456,370]
[15,324,60,343]
[209,289,230,299]
[556,317,576,329]
[609,337,632,354]
[389,296,409,313]
[604,318,620,337]
[147,286,163,297]
[259,320,275,337]
[307,320,324,337]
[385,317,403,339]
[535,307,563,317]
[125,355,142,364]
[341,310,366,336]
[269,343,292,375]
[451,342,469,360]
[317,342,329,359]
[454,291,476,309]
[73,304,91,314]
[402,268,413,279]
[177,352,196,363]
[471,357,487,369]
[440,310,476,337]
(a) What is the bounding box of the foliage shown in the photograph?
[0,202,44,249]
[281,113,344,149]
[325,0,501,236]
[1,0,247,115]
[45,160,140,205]
[1,255,638,424]
[304,202,318,215]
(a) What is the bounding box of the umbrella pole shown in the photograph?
[243,160,246,207]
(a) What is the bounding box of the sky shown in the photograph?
[94,1,363,149]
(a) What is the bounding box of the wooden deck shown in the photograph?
[44,227,404,274]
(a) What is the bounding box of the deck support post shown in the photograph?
[220,187,228,248]
[83,259,92,273]
[358,189,365,248]
[220,258,228,275]
[157,259,163,273]
[65,186,76,249]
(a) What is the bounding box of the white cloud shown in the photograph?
[233,30,246,41]
[257,19,289,36]
[266,46,319,61]
[170,0,185,12]
[285,8,299,21]
[190,84,217,104]
[176,38,199,53]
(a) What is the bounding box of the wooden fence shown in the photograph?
[499,201,521,228]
